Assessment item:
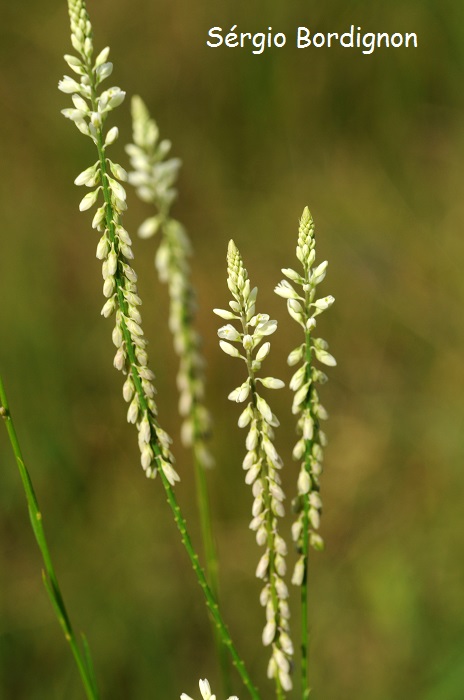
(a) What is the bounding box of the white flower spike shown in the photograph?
[60,0,178,486]
[217,240,293,693]
[126,95,213,470]
[275,206,335,579]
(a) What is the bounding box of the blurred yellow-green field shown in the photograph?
[1,1,464,698]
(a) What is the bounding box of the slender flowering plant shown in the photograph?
[275,206,336,698]
[59,0,178,485]
[2,1,337,697]
[215,241,294,698]
[0,378,100,700]
[125,94,214,493]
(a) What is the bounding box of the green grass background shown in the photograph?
[1,1,464,698]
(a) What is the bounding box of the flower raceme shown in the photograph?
[126,96,213,470]
[274,207,335,579]
[215,240,294,694]
[59,0,179,486]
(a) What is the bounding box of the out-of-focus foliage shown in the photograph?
[1,1,463,698]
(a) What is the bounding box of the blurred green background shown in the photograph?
[1,1,464,698]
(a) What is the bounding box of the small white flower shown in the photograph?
[291,519,303,543]
[258,377,285,390]
[309,507,320,529]
[79,188,100,211]
[100,297,116,318]
[58,75,81,93]
[292,439,305,461]
[213,308,238,320]
[313,348,337,366]
[302,414,314,439]
[313,295,335,311]
[74,163,98,187]
[64,54,85,74]
[255,341,270,361]
[297,468,311,495]
[292,556,305,586]
[218,324,241,342]
[161,461,180,486]
[242,334,253,350]
[262,619,276,646]
[310,532,325,551]
[289,364,307,392]
[140,444,154,469]
[275,576,289,599]
[255,319,277,336]
[138,216,160,238]
[95,46,110,67]
[279,668,293,692]
[256,395,273,423]
[107,176,126,202]
[127,398,139,424]
[96,61,113,83]
[219,340,241,358]
[287,344,304,366]
[198,679,212,699]
[274,280,300,300]
[122,377,134,402]
[255,550,269,579]
[93,207,107,232]
[228,380,250,403]
[245,424,258,450]
[112,324,123,348]
[103,276,115,298]
[281,267,302,282]
[311,260,328,284]
[105,126,119,146]
[237,404,253,428]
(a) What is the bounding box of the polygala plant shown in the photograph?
[0,1,336,699]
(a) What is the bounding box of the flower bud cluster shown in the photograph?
[126,95,181,217]
[59,0,178,486]
[275,207,335,582]
[126,96,213,470]
[181,678,239,700]
[60,3,125,147]
[215,240,293,693]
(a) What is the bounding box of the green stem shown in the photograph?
[194,456,232,696]
[301,287,316,699]
[0,376,99,700]
[160,466,261,700]
[301,491,310,700]
[162,221,231,694]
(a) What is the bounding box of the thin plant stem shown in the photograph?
[301,327,313,699]
[301,508,310,698]
[193,455,232,695]
[0,375,100,700]
[160,467,261,700]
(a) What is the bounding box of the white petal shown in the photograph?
[219,340,241,358]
